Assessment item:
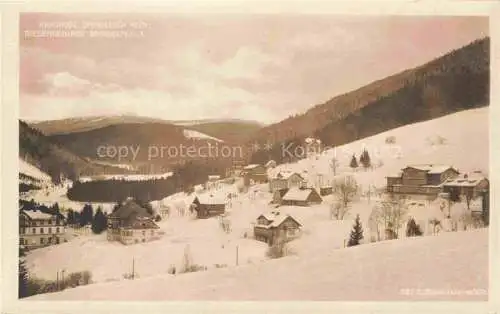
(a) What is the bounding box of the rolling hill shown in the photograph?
[19,120,134,183]
[31,116,263,144]
[46,122,246,170]
[249,37,489,164]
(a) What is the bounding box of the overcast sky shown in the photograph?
[20,14,488,123]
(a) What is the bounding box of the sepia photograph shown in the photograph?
[11,8,492,304]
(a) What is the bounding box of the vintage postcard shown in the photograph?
[1,1,499,313]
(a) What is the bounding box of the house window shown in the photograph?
[142,230,146,236]
[56,227,60,233]
[20,238,24,245]
[48,228,52,234]
[32,228,36,234]
[40,238,45,244]
[20,228,25,234]
[48,220,52,225]
[40,228,44,234]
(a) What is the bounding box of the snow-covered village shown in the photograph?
[16,14,490,302]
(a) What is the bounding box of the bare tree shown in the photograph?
[332,176,358,220]
[329,157,339,176]
[371,195,408,239]
[330,202,345,220]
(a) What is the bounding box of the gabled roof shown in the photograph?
[270,215,302,228]
[404,164,457,174]
[108,198,152,220]
[21,210,55,220]
[270,171,303,180]
[274,188,290,198]
[282,187,321,202]
[265,160,277,167]
[443,172,489,187]
[257,213,276,222]
[255,212,302,229]
[193,194,226,205]
[126,217,160,229]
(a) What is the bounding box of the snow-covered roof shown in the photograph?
[21,210,55,220]
[405,164,456,174]
[265,160,276,167]
[270,171,303,180]
[443,172,488,187]
[282,188,316,201]
[194,194,226,205]
[208,175,221,180]
[255,212,302,228]
[243,164,262,170]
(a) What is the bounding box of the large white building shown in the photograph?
[107,198,161,245]
[19,210,66,250]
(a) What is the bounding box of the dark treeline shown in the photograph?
[249,137,304,165]
[67,160,228,202]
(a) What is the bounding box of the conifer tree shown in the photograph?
[347,214,364,247]
[80,204,94,226]
[360,150,371,169]
[66,209,75,226]
[350,154,358,170]
[406,218,423,237]
[91,207,107,234]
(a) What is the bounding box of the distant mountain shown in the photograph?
[30,116,263,143]
[249,37,489,164]
[19,120,134,183]
[47,122,248,171]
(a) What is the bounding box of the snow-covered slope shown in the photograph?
[23,108,489,301]
[272,107,488,189]
[19,158,52,182]
[28,228,488,301]
[183,129,224,142]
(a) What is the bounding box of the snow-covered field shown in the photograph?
[22,108,489,300]
[78,172,173,183]
[21,183,117,214]
[273,107,488,189]
[28,228,488,301]
[19,158,52,182]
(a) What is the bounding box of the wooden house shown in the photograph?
[191,194,226,218]
[271,188,289,204]
[281,187,323,206]
[242,164,268,186]
[19,210,66,250]
[254,211,302,245]
[386,164,459,200]
[107,198,160,245]
[442,171,489,200]
[269,171,305,192]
